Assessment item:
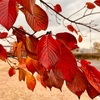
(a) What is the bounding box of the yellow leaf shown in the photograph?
[16,42,23,61]
[25,36,38,59]
[26,72,36,91]
[19,68,26,81]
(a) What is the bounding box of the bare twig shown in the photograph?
[40,0,100,32]
[68,6,86,18]
[74,11,100,22]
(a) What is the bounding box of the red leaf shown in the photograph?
[17,0,35,14]
[21,4,48,31]
[67,25,78,34]
[34,61,46,76]
[66,69,87,98]
[78,35,83,42]
[81,59,100,92]
[25,56,36,74]
[0,32,8,39]
[26,72,36,91]
[94,0,100,6]
[0,0,18,30]
[56,32,78,50]
[0,44,7,61]
[36,74,46,88]
[86,82,99,99]
[86,2,95,9]
[37,34,60,70]
[54,4,62,13]
[8,67,16,77]
[12,26,26,43]
[43,70,64,90]
[33,4,48,31]
[54,40,78,82]
[25,36,38,60]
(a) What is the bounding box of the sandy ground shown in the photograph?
[0,58,100,100]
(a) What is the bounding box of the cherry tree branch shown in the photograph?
[40,0,100,32]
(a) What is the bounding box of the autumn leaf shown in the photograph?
[19,68,26,81]
[66,69,87,98]
[8,67,16,77]
[54,4,62,13]
[11,41,18,54]
[12,26,26,43]
[0,0,18,30]
[16,42,23,61]
[34,62,46,76]
[86,82,99,99]
[26,72,36,91]
[43,70,64,90]
[25,56,36,74]
[0,32,8,39]
[81,59,100,93]
[37,34,60,70]
[20,4,48,31]
[36,74,46,88]
[94,0,100,6]
[18,58,26,68]
[56,32,78,50]
[0,44,7,61]
[86,2,95,9]
[54,40,78,82]
[16,0,35,14]
[25,36,38,59]
[67,25,78,34]
[78,35,83,42]
[32,4,48,31]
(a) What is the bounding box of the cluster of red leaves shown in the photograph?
[0,0,48,31]
[0,0,100,99]
[0,0,48,93]
[8,27,100,99]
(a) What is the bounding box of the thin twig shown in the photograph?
[5,39,13,45]
[68,6,85,18]
[7,58,17,65]
[40,0,100,33]
[6,59,12,67]
[12,26,30,37]
[74,11,100,22]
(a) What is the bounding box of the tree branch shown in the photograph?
[40,0,100,32]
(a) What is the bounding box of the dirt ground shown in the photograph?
[0,58,99,100]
